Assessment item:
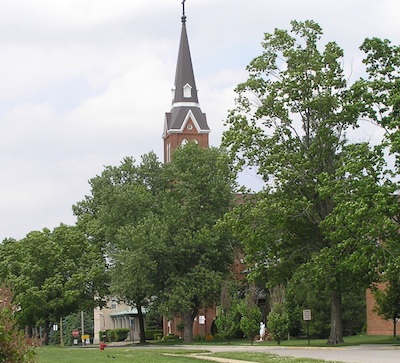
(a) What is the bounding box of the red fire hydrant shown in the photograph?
[100,342,106,351]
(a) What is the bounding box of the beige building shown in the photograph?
[93,300,142,344]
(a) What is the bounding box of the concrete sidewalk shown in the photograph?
[181,344,400,363]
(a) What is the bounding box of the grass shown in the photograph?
[150,334,400,347]
[35,347,209,363]
[34,347,341,363]
[34,335,399,363]
[211,352,342,363]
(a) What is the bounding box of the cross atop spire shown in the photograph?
[181,0,186,23]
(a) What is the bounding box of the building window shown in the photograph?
[181,139,188,145]
[166,142,171,163]
[111,300,117,310]
[183,84,192,98]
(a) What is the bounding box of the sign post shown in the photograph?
[72,329,79,345]
[302,309,311,345]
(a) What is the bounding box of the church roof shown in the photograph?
[165,106,208,133]
[173,20,199,105]
[164,6,210,137]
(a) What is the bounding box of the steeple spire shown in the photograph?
[163,2,210,163]
[181,0,186,23]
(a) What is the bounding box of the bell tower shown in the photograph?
[163,1,210,163]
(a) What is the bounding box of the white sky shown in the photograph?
[0,0,399,241]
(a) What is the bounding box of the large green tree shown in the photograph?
[158,143,237,341]
[222,20,387,344]
[74,145,236,342]
[351,37,400,334]
[0,225,108,344]
[73,152,167,343]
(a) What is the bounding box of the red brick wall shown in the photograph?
[366,284,400,335]
[164,118,209,163]
[163,307,216,338]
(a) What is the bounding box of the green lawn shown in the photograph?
[35,347,340,363]
[35,347,209,363]
[151,334,399,347]
[34,335,399,363]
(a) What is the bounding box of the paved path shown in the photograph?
[180,344,400,363]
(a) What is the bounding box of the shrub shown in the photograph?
[163,333,179,340]
[98,330,107,342]
[0,284,35,362]
[145,329,163,340]
[239,302,261,345]
[114,328,130,342]
[106,329,116,342]
[267,303,290,345]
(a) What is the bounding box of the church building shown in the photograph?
[163,1,210,162]
[161,2,216,339]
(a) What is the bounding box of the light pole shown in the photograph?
[99,312,106,341]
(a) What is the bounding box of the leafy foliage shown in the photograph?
[0,284,35,363]
[0,226,108,344]
[222,20,394,344]
[74,153,167,343]
[74,145,236,342]
[267,303,290,345]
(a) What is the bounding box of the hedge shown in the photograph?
[145,329,163,340]
[104,328,130,342]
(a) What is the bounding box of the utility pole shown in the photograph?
[60,318,64,347]
[81,311,84,346]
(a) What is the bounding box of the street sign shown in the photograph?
[72,329,79,337]
[303,309,312,321]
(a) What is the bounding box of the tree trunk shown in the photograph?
[137,303,146,344]
[43,320,51,345]
[181,312,194,342]
[392,317,397,339]
[327,289,344,345]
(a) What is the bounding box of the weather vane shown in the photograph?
[181,0,187,23]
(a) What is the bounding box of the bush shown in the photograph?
[267,303,290,345]
[106,329,116,342]
[0,284,35,362]
[98,330,107,342]
[114,328,130,342]
[239,303,261,345]
[163,334,179,340]
[145,329,163,340]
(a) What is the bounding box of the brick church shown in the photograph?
[162,2,210,162]
[161,2,216,339]
[93,3,397,343]
[162,4,398,338]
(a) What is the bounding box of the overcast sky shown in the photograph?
[1,0,399,241]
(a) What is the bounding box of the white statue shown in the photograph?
[259,322,265,341]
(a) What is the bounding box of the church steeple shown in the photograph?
[163,2,210,163]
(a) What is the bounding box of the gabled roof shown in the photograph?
[165,106,209,134]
